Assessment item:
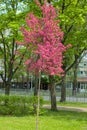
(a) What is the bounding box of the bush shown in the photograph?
[0,95,43,116]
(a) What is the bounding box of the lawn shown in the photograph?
[57,102,87,108]
[44,101,87,108]
[0,109,87,130]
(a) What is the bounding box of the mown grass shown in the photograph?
[43,101,87,108]
[57,102,87,108]
[0,109,87,130]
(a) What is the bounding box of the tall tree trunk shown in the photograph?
[34,75,38,96]
[49,75,57,110]
[72,62,78,96]
[60,74,66,102]
[5,81,11,95]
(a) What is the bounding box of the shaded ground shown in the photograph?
[43,105,87,112]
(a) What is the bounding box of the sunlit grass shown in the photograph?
[57,102,87,108]
[0,109,87,130]
[43,101,87,108]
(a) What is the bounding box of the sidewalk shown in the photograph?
[43,105,87,112]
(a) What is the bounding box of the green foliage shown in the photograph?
[44,101,87,108]
[0,95,43,116]
[53,0,87,69]
[0,0,35,91]
[28,1,42,17]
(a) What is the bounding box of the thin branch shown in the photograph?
[62,0,65,13]
[0,32,11,56]
[13,48,27,76]
[63,24,73,42]
[7,38,16,81]
[0,46,3,54]
[11,38,15,58]
[0,32,7,81]
[0,73,5,82]
[5,43,11,57]
[65,47,87,73]
[36,71,41,130]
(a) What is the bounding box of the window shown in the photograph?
[84,64,86,66]
[80,71,83,74]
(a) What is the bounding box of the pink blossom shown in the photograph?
[66,44,72,48]
[14,50,20,55]
[17,0,71,76]
[25,59,31,65]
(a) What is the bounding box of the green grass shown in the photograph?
[0,109,87,130]
[57,102,87,108]
[44,101,87,108]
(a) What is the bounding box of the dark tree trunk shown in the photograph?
[5,81,11,95]
[22,75,24,89]
[34,75,38,96]
[60,74,66,102]
[49,76,57,110]
[72,62,78,96]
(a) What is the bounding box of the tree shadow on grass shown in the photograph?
[40,108,87,122]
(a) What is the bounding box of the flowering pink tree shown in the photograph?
[17,0,70,110]
[17,2,70,75]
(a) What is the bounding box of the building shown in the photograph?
[77,59,87,92]
[66,58,87,92]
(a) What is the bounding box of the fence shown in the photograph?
[0,88,87,103]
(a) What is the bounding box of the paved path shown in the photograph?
[43,105,87,112]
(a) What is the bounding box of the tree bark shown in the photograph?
[5,81,11,95]
[72,62,78,96]
[34,75,38,96]
[60,74,66,102]
[36,71,41,130]
[49,75,57,110]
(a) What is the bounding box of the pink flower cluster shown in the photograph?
[18,0,71,75]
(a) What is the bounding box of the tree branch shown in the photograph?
[65,47,87,73]
[0,32,7,81]
[0,73,5,82]
[0,46,3,54]
[63,24,73,42]
[12,48,27,76]
[62,0,65,13]
[8,38,16,81]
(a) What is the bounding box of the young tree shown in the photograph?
[17,0,70,110]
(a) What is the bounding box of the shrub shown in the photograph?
[0,95,43,115]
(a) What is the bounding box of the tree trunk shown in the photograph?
[36,71,41,130]
[72,62,78,96]
[49,76,57,110]
[5,81,11,95]
[34,75,38,96]
[60,74,66,102]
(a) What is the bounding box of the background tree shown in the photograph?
[0,0,33,95]
[53,0,87,101]
[17,0,70,110]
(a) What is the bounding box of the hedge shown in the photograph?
[0,95,43,115]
